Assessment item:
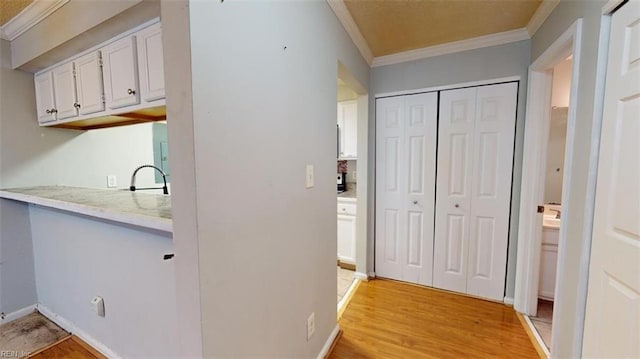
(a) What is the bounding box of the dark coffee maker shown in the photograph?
[337,173,347,192]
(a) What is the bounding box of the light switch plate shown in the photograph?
[306,165,314,188]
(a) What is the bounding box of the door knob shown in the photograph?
[455,204,460,208]
[74,102,81,109]
[46,109,51,114]
[127,88,136,95]
[413,200,418,205]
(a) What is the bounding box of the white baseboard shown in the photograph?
[504,296,515,305]
[316,324,341,359]
[367,271,375,279]
[36,304,121,359]
[354,272,368,281]
[0,304,37,325]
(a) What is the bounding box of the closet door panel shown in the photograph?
[433,87,476,294]
[466,82,518,300]
[376,93,437,286]
[403,92,437,286]
[376,96,406,281]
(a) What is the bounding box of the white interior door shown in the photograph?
[582,1,640,357]
[434,83,517,301]
[375,92,437,286]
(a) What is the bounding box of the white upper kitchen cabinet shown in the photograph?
[51,62,79,121]
[137,22,165,102]
[34,72,56,124]
[74,51,105,116]
[338,100,358,159]
[102,35,140,109]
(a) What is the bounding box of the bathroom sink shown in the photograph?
[543,215,560,229]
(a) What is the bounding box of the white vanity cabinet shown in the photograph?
[337,199,357,265]
[538,227,559,300]
[136,22,165,102]
[102,36,140,109]
[337,100,358,159]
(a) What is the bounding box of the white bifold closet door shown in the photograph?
[375,92,438,286]
[433,82,517,301]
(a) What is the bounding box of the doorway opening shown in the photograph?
[336,62,368,316]
[528,54,573,351]
[513,19,583,357]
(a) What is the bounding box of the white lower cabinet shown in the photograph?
[337,199,356,265]
[538,227,559,300]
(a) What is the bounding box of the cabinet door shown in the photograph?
[74,51,105,115]
[337,214,356,265]
[102,36,140,109]
[52,62,78,120]
[34,72,56,123]
[338,101,358,158]
[538,243,558,300]
[137,22,165,102]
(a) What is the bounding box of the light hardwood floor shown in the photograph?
[29,336,106,359]
[329,279,540,359]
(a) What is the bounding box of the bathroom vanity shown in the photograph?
[539,205,561,301]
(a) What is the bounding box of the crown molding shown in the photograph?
[326,0,374,66]
[0,0,69,41]
[526,0,560,37]
[372,28,530,68]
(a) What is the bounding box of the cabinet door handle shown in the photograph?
[50,108,58,114]
[127,88,136,95]
[455,204,460,208]
[74,102,81,109]
[46,109,51,114]
[413,200,418,205]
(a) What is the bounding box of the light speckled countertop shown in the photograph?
[338,184,357,199]
[0,186,172,232]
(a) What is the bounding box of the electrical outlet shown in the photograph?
[306,165,314,188]
[91,296,105,317]
[107,175,117,188]
[307,312,315,340]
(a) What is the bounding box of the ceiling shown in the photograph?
[0,0,33,26]
[343,0,542,57]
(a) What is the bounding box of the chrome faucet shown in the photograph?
[130,165,169,195]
